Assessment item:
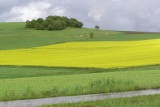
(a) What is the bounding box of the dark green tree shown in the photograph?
[47,24,54,31]
[25,20,32,28]
[35,23,45,30]
[30,19,37,28]
[37,18,44,23]
[95,25,100,30]
[69,18,83,28]
[26,15,84,31]
[61,16,70,26]
[76,22,83,28]
[52,20,66,30]
[42,20,48,28]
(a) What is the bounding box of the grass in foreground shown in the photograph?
[0,39,159,68]
[42,94,160,107]
[0,66,160,101]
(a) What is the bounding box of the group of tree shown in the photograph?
[26,16,83,31]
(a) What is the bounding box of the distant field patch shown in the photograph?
[0,39,159,68]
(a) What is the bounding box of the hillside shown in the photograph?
[0,22,160,50]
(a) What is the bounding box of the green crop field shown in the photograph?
[0,22,160,102]
[0,65,159,79]
[0,66,160,100]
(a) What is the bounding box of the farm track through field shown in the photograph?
[1,89,160,107]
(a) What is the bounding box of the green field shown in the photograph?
[0,65,160,101]
[0,22,160,102]
[0,65,159,79]
[1,22,160,50]
[42,94,160,107]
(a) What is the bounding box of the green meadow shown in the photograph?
[0,22,160,102]
[0,22,160,50]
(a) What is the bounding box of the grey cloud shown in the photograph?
[0,0,37,13]
[0,0,160,31]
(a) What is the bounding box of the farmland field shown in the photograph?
[0,65,160,100]
[0,39,159,68]
[0,22,160,102]
[0,65,159,79]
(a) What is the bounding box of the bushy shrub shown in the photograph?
[90,32,94,39]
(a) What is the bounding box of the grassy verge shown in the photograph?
[1,79,135,101]
[42,94,160,107]
[0,66,160,101]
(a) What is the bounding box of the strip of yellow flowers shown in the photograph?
[0,39,159,69]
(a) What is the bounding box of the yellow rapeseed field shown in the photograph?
[0,39,159,68]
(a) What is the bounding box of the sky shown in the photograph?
[0,0,160,31]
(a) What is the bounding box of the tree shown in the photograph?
[69,18,83,28]
[37,18,44,23]
[35,23,45,30]
[42,20,48,28]
[30,19,37,28]
[52,20,66,30]
[25,15,84,31]
[25,20,32,28]
[47,24,54,31]
[69,18,77,27]
[77,22,83,28]
[90,32,94,39]
[61,16,70,26]
[60,21,67,29]
[95,25,100,30]
[46,16,53,24]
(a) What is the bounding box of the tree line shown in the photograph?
[26,16,83,31]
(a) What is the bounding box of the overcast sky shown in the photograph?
[0,0,160,31]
